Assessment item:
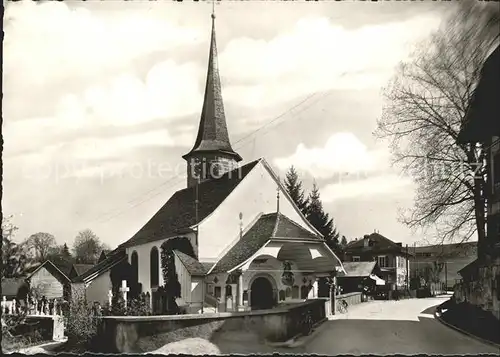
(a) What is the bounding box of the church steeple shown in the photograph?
[182,10,242,188]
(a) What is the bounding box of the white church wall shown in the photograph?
[85,270,112,306]
[174,253,192,302]
[198,161,317,260]
[126,232,196,295]
[191,277,204,304]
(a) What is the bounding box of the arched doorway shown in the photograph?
[250,277,274,310]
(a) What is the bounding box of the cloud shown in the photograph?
[79,61,203,127]
[321,174,414,202]
[274,132,391,179]
[3,1,203,88]
[220,15,441,107]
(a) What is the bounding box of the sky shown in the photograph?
[2,0,455,249]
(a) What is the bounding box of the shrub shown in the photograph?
[65,298,101,348]
[102,293,152,316]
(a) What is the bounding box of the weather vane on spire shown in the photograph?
[211,0,216,19]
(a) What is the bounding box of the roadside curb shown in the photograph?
[434,308,500,350]
[266,317,329,348]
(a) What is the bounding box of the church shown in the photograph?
[88,13,345,314]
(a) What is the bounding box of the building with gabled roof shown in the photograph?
[26,260,73,300]
[344,232,412,292]
[104,12,345,314]
[457,45,500,320]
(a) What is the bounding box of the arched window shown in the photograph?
[225,284,232,297]
[131,251,139,281]
[150,247,159,288]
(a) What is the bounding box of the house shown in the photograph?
[68,264,94,280]
[337,261,385,294]
[71,247,137,306]
[26,260,73,300]
[75,13,345,314]
[409,242,477,290]
[97,250,112,264]
[457,45,500,320]
[344,232,412,292]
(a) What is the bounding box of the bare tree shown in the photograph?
[73,229,107,264]
[24,232,57,262]
[375,1,499,244]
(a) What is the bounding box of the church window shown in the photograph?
[285,287,292,298]
[292,285,299,299]
[279,289,286,301]
[225,285,232,297]
[150,247,159,288]
[131,251,139,281]
[214,286,222,299]
[207,284,214,296]
[300,285,308,299]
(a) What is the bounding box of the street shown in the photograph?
[304,296,500,355]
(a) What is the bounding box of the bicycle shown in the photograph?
[300,310,314,336]
[337,299,348,314]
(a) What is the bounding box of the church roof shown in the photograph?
[72,264,94,276]
[173,250,213,276]
[72,247,126,283]
[120,159,260,248]
[209,212,322,274]
[182,14,241,162]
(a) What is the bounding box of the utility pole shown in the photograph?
[444,260,448,292]
[406,244,410,293]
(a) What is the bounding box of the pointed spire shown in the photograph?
[182,8,242,162]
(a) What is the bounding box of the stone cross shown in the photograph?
[108,290,113,307]
[120,280,130,308]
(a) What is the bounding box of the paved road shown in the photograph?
[304,297,500,355]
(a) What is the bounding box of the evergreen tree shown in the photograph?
[283,166,309,216]
[306,182,340,254]
[62,243,71,258]
[340,235,348,247]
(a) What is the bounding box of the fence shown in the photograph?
[2,296,65,317]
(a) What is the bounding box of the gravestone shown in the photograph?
[120,280,130,309]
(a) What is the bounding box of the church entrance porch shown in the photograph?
[250,276,275,310]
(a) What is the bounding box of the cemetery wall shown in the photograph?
[96,299,326,353]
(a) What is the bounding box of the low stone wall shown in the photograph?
[9,315,65,342]
[96,299,326,353]
[337,292,362,306]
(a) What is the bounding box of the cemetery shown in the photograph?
[1,275,365,354]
